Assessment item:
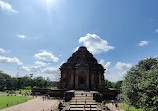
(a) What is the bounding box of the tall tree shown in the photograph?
[121,58,158,111]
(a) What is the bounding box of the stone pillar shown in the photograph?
[99,72,102,89]
[86,70,89,89]
[91,73,94,90]
[75,72,78,89]
[69,70,74,89]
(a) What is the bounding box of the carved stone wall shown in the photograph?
[58,46,105,90]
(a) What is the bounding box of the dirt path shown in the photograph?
[0,97,60,111]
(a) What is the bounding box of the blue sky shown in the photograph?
[0,0,158,82]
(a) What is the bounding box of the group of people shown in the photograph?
[42,95,51,101]
[111,100,118,108]
[21,93,30,97]
[58,102,63,111]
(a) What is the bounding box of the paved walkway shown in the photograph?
[0,97,60,111]
[105,102,124,111]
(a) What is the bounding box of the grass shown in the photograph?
[0,95,33,109]
[119,103,143,111]
[0,91,7,94]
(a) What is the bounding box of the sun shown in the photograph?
[42,0,58,12]
[45,0,50,5]
[43,0,58,10]
[44,0,56,5]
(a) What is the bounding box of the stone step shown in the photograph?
[70,105,97,108]
[70,103,98,105]
[63,90,102,111]
[65,107,102,111]
[70,101,97,104]
[71,99,95,102]
[72,97,93,100]
[70,100,97,103]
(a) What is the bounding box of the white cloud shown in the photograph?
[138,41,149,46]
[20,66,41,72]
[27,66,41,72]
[78,33,114,54]
[34,50,59,62]
[51,73,60,81]
[42,67,59,74]
[0,56,22,65]
[20,66,30,72]
[154,29,158,33]
[39,73,60,81]
[105,62,132,82]
[17,34,25,39]
[115,62,132,70]
[105,62,111,68]
[99,59,111,69]
[0,0,18,13]
[0,48,8,53]
[20,61,47,73]
[35,61,46,67]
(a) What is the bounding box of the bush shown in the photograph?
[8,90,15,94]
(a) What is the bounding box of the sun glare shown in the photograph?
[43,0,58,11]
[44,0,56,6]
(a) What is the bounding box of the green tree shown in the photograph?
[0,72,53,90]
[121,58,158,111]
[0,72,12,90]
[113,81,123,89]
[0,74,6,90]
[105,79,113,88]
[10,77,18,90]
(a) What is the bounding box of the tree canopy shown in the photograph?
[0,72,54,91]
[105,79,123,89]
[121,58,158,111]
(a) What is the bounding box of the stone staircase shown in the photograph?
[64,91,102,111]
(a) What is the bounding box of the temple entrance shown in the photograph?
[78,76,86,87]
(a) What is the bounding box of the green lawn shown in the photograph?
[0,91,7,94]
[0,95,33,109]
[119,103,143,111]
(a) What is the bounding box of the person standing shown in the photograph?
[83,105,85,111]
[90,105,92,111]
[85,100,87,106]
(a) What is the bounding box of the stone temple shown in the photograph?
[58,46,105,90]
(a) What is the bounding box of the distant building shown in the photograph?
[58,46,105,90]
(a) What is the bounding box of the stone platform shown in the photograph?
[62,91,104,111]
